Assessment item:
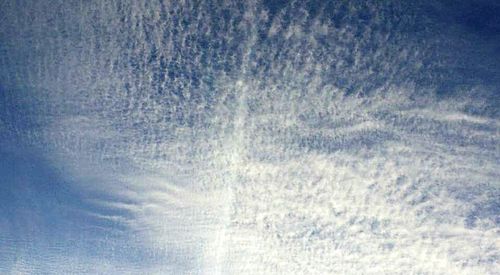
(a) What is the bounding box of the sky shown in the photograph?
[0,0,499,274]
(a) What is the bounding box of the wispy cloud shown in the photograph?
[0,0,498,274]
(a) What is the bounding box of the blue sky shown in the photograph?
[1,0,499,274]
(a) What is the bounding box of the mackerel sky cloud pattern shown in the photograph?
[0,0,499,274]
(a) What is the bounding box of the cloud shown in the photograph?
[0,0,498,274]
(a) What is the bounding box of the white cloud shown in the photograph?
[0,0,498,274]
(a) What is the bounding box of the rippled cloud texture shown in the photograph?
[1,0,499,274]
